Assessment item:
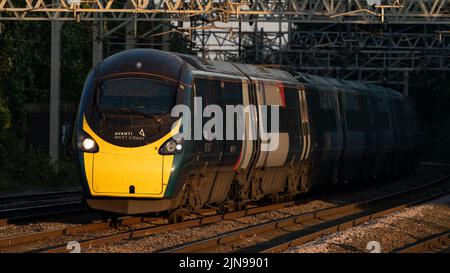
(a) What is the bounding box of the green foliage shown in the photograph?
[0,21,91,133]
[61,22,92,103]
[0,98,11,131]
[0,21,87,192]
[0,21,51,138]
[0,98,11,156]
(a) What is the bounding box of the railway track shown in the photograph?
[0,190,82,205]
[160,174,450,253]
[0,216,157,250]
[39,171,449,253]
[394,231,450,253]
[0,190,86,226]
[39,202,298,253]
[0,200,300,252]
[0,162,448,253]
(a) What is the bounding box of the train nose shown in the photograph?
[92,152,164,195]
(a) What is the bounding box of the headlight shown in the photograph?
[159,135,183,155]
[77,131,99,153]
[82,138,96,150]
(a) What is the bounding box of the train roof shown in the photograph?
[177,53,298,84]
[233,63,298,83]
[97,49,295,85]
[177,52,401,96]
[95,48,184,82]
[176,53,243,77]
[294,72,403,98]
[95,49,403,98]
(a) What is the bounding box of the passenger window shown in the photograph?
[221,81,242,106]
[195,78,215,106]
[371,97,390,131]
[307,90,338,132]
[345,94,370,131]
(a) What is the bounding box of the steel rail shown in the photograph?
[161,174,450,253]
[42,163,450,253]
[41,202,297,253]
[0,190,85,226]
[0,190,82,205]
[394,231,450,253]
[259,189,450,253]
[0,216,156,249]
[0,201,87,227]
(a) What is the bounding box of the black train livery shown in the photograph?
[74,49,420,216]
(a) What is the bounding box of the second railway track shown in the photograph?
[393,231,450,253]
[0,190,86,226]
[161,173,450,253]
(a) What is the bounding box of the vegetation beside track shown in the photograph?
[0,22,91,192]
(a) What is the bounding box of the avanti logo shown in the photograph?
[114,131,133,136]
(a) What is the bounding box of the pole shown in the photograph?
[404,71,409,96]
[92,15,103,66]
[125,19,136,50]
[49,4,62,163]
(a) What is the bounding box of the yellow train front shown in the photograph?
[74,49,192,215]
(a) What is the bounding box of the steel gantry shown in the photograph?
[1,0,450,23]
[193,23,450,90]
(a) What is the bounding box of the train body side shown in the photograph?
[299,79,419,190]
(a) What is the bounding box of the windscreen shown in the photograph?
[98,77,176,116]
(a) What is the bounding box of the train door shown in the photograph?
[233,78,258,172]
[370,95,393,177]
[219,79,244,170]
[277,84,303,195]
[320,88,342,185]
[341,90,366,181]
[193,77,223,168]
[336,89,348,183]
[206,78,244,204]
[404,98,419,169]
[304,87,340,186]
[329,88,345,185]
[304,87,321,186]
[252,80,290,169]
[191,77,224,204]
[248,79,291,196]
[393,98,408,173]
[358,92,374,181]
[297,86,312,192]
[386,96,399,175]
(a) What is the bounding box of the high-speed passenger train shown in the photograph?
[74,49,419,217]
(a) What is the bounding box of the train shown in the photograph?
[74,48,420,220]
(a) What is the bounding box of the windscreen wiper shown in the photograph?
[100,107,161,121]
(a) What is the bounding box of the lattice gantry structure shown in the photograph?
[286,24,450,87]
[1,0,450,23]
[2,1,449,83]
[197,23,450,90]
[1,1,450,88]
